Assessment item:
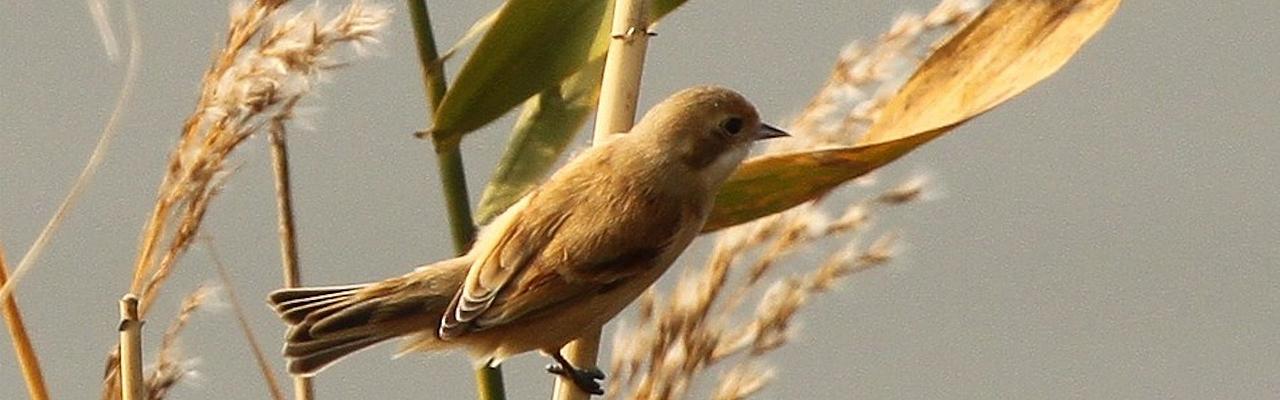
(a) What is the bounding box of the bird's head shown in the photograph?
[633,85,789,186]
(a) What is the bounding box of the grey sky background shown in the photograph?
[2,1,1278,399]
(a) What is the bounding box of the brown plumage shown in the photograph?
[267,86,787,393]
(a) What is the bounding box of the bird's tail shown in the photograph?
[267,257,470,375]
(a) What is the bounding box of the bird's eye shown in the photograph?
[721,117,744,135]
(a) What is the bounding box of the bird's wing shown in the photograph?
[470,227,678,330]
[438,193,565,338]
[439,178,688,337]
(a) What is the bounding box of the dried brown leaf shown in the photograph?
[704,0,1122,233]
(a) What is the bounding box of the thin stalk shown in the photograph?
[118,295,144,400]
[0,244,49,400]
[269,123,303,288]
[408,0,447,109]
[269,115,312,400]
[435,145,478,251]
[590,0,650,145]
[407,1,504,399]
[208,243,287,400]
[554,0,651,399]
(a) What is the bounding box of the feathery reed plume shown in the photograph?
[608,183,914,400]
[606,1,978,398]
[132,0,389,315]
[784,0,979,150]
[145,285,219,400]
[103,1,388,397]
[709,363,773,400]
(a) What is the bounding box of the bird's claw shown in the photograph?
[545,364,606,395]
[544,363,565,374]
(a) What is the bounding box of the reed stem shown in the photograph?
[270,112,314,400]
[0,245,49,400]
[590,0,651,145]
[407,1,504,398]
[554,0,652,398]
[118,295,144,400]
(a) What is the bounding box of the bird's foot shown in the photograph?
[545,362,606,395]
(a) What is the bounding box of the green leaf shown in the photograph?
[432,0,693,147]
[431,0,609,145]
[704,0,1122,233]
[473,58,604,224]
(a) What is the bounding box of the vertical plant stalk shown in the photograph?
[406,1,503,399]
[0,245,49,400]
[268,117,313,400]
[408,0,478,253]
[118,295,144,400]
[208,243,287,400]
[555,0,651,399]
[270,122,303,289]
[589,0,650,145]
[435,148,477,252]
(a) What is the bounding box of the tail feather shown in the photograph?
[266,258,471,375]
[308,300,381,336]
[269,284,366,305]
[276,289,361,324]
[286,334,390,375]
[310,292,443,336]
[269,284,393,374]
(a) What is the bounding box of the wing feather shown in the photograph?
[439,194,574,338]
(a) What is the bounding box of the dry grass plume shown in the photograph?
[101,1,388,398]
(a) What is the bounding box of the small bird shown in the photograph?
[268,85,787,395]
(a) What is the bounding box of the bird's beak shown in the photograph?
[757,123,790,140]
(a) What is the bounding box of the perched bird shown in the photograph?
[268,85,788,395]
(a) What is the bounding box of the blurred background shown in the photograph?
[2,1,1278,399]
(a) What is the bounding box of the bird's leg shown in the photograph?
[545,351,606,395]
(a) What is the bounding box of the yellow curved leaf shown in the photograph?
[705,0,1122,233]
[704,128,948,233]
[859,0,1123,146]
